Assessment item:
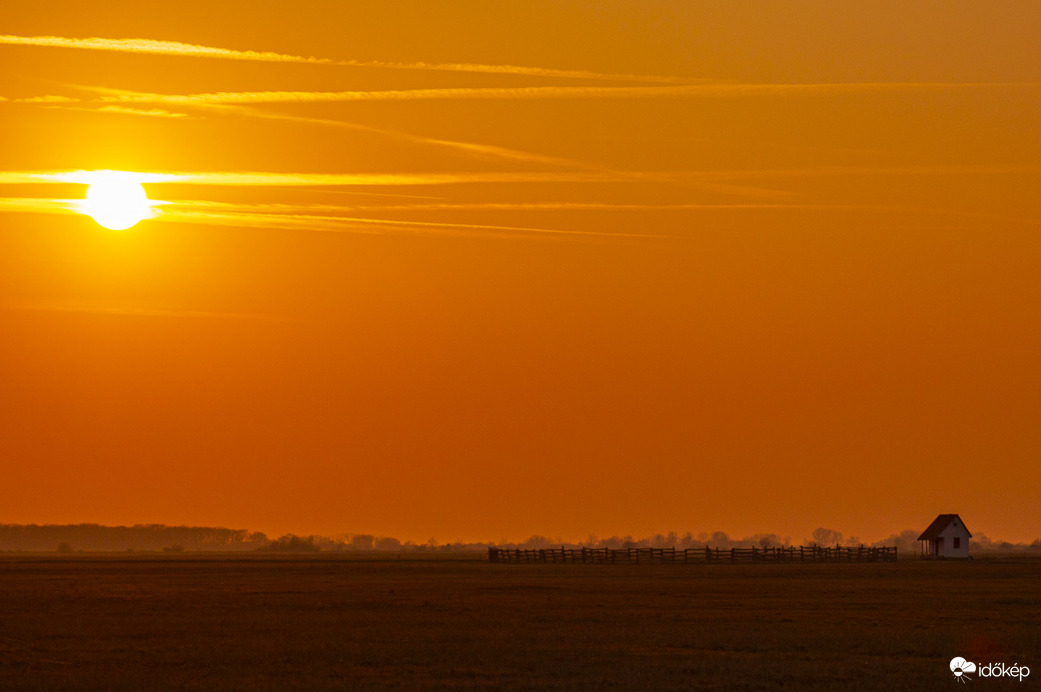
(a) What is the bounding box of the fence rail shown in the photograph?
[488,545,897,564]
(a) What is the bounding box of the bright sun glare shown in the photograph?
[79,171,154,230]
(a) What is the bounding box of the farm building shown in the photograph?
[918,514,971,558]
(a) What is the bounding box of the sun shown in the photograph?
[79,171,154,230]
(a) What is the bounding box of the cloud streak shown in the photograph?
[3,191,1034,239]
[170,199,862,214]
[92,105,189,118]
[209,104,596,170]
[0,197,78,214]
[0,192,666,239]
[0,194,659,239]
[0,34,336,65]
[154,207,660,240]
[5,164,1040,193]
[4,162,1040,193]
[0,35,683,83]
[43,82,1037,108]
[18,80,1038,185]
[7,90,795,200]
[22,169,633,186]
[17,83,602,171]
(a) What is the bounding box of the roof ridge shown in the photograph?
[917,513,972,540]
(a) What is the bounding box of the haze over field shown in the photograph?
[1,2,1039,543]
[1,522,1037,555]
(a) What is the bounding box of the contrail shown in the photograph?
[0,197,79,213]
[24,84,604,171]
[0,35,335,65]
[7,164,1041,189]
[0,194,664,239]
[168,199,865,214]
[0,34,685,83]
[154,208,660,239]
[56,82,1041,107]
[1,169,641,187]
[22,89,796,199]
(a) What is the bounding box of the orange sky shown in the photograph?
[1,1,1039,544]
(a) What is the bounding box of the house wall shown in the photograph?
[937,524,971,558]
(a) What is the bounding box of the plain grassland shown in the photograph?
[0,554,1038,691]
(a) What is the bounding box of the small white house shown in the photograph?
[918,514,971,559]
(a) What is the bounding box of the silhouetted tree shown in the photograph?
[263,535,320,552]
[811,528,843,547]
[349,534,375,551]
[375,536,402,550]
[872,529,918,553]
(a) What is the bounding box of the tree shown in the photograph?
[349,534,375,551]
[263,535,320,552]
[375,536,402,550]
[811,528,843,547]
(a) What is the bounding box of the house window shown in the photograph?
[953,537,961,549]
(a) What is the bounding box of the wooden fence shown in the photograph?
[488,545,897,564]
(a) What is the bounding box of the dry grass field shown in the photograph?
[0,554,1038,690]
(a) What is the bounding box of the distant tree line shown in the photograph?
[2,523,1038,553]
[0,524,269,552]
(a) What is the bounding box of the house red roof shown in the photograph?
[918,514,972,540]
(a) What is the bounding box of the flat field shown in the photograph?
[0,554,1037,690]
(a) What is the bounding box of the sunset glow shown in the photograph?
[1,2,1040,546]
